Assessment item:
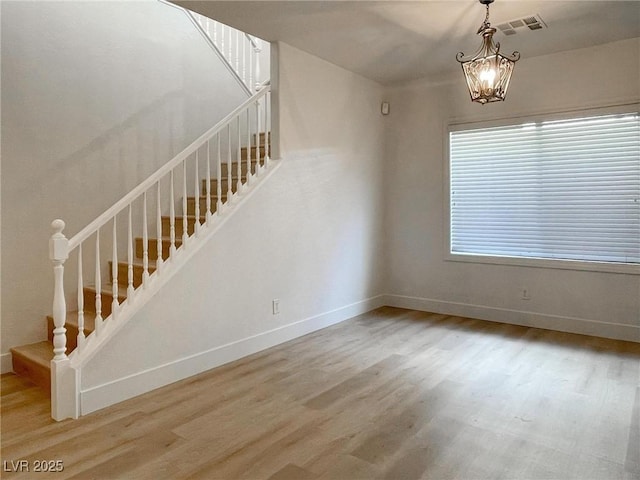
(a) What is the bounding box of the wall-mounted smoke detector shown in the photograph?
[496,14,547,36]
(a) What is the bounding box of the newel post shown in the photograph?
[49,219,78,420]
[49,219,68,360]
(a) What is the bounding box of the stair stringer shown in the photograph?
[57,160,282,420]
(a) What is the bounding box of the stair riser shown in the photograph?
[47,316,94,353]
[161,216,205,237]
[254,132,270,146]
[221,161,258,178]
[47,312,95,354]
[241,146,269,161]
[109,261,157,288]
[135,238,182,261]
[202,178,244,195]
[187,197,227,216]
[12,354,51,393]
[83,288,126,318]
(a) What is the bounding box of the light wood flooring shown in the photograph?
[1,307,639,479]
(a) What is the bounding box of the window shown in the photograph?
[448,109,640,273]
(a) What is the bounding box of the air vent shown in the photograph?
[496,14,547,35]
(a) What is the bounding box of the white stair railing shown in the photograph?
[192,12,264,92]
[49,85,272,421]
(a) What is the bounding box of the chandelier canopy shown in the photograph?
[456,0,520,104]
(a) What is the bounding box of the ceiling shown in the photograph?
[174,1,640,86]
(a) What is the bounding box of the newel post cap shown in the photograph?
[49,219,69,262]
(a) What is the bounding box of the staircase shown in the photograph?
[10,128,271,399]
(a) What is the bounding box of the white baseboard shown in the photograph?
[1,352,13,374]
[382,294,640,343]
[79,295,386,415]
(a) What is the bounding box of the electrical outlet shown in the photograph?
[521,288,531,300]
[272,299,280,315]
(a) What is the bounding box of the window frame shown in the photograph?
[444,104,640,275]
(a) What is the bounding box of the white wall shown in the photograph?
[383,38,640,341]
[0,0,248,372]
[79,42,386,413]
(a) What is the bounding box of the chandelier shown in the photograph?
[456,0,520,104]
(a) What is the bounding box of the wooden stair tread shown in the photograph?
[202,176,246,185]
[47,311,96,333]
[187,194,227,199]
[226,161,262,165]
[161,215,206,220]
[135,236,183,243]
[112,259,158,268]
[192,195,232,200]
[83,284,128,298]
[209,175,245,180]
[10,341,53,369]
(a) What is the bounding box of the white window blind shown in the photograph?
[449,112,640,264]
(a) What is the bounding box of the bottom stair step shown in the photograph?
[10,341,53,393]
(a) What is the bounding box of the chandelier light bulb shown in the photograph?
[479,66,496,88]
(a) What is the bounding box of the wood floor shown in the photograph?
[1,307,639,479]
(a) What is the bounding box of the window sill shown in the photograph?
[446,252,640,275]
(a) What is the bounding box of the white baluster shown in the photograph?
[194,150,200,236]
[217,133,223,214]
[49,219,68,360]
[264,92,270,166]
[268,91,272,158]
[249,48,254,94]
[95,229,103,335]
[77,243,85,351]
[182,159,188,245]
[235,30,240,73]
[242,39,247,86]
[170,169,177,256]
[221,24,225,59]
[254,45,261,91]
[156,181,164,271]
[112,217,119,319]
[206,140,212,222]
[256,100,261,174]
[246,108,252,187]
[142,191,150,285]
[127,205,134,300]
[237,116,242,193]
[227,124,232,202]
[213,21,217,45]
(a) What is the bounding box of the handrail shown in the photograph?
[68,85,270,251]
